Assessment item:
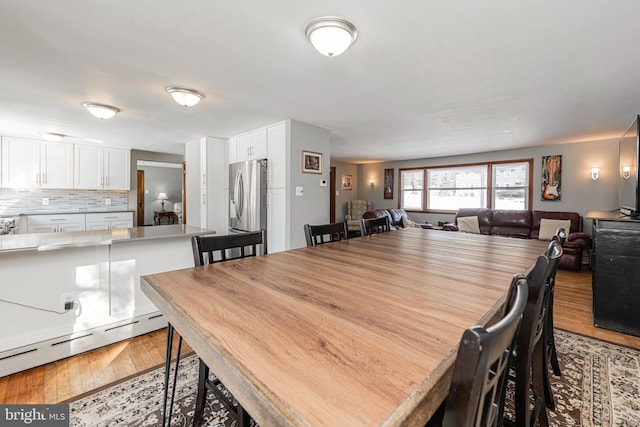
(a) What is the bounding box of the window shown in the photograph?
[492,161,529,210]
[400,159,531,212]
[401,169,424,210]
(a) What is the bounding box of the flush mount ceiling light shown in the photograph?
[40,132,65,142]
[81,102,120,119]
[166,86,205,107]
[305,16,358,57]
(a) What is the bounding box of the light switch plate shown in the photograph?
[295,186,304,196]
[42,198,49,206]
[320,179,327,187]
[105,198,111,205]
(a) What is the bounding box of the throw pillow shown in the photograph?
[0,217,18,235]
[457,216,480,234]
[538,218,571,241]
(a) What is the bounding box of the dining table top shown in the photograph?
[140,228,550,427]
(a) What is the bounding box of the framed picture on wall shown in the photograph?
[541,155,562,201]
[384,168,394,199]
[342,174,352,190]
[302,150,322,174]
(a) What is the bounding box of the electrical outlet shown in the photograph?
[42,198,49,206]
[105,198,111,205]
[60,292,75,311]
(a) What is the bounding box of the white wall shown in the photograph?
[356,138,619,234]
[288,120,331,249]
[184,139,202,227]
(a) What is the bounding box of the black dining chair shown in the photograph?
[162,230,266,427]
[360,216,391,236]
[303,221,348,247]
[539,231,565,411]
[544,228,566,379]
[505,240,562,427]
[427,274,529,427]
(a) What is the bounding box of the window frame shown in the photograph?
[399,158,533,213]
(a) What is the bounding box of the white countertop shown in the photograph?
[0,225,212,253]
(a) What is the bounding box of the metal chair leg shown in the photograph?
[162,324,183,427]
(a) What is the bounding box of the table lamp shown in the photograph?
[158,192,168,211]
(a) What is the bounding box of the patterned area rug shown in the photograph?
[68,330,640,426]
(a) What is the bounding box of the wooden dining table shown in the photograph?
[141,228,549,427]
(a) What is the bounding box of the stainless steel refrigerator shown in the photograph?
[229,159,268,233]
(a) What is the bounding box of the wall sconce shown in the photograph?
[157,192,168,211]
[623,166,631,180]
[591,167,599,181]
[369,177,374,187]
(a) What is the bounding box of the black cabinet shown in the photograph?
[592,217,640,337]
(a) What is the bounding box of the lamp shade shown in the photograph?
[157,192,168,201]
[305,17,357,57]
[40,132,65,142]
[166,86,205,107]
[81,102,120,119]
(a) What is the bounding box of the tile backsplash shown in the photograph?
[0,189,129,214]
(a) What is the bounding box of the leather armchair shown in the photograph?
[345,200,372,234]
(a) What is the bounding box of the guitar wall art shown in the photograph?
[542,155,562,201]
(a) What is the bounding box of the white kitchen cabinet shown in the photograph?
[1,137,73,188]
[237,128,267,161]
[267,122,286,188]
[26,214,86,233]
[85,212,133,230]
[267,188,286,253]
[74,144,130,190]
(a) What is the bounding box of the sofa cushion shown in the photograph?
[490,210,531,238]
[538,218,571,241]
[387,209,409,228]
[530,211,582,239]
[457,216,480,234]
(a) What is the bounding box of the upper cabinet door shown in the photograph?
[103,147,130,190]
[1,137,40,188]
[40,141,74,188]
[74,145,130,190]
[74,144,103,189]
[236,128,267,161]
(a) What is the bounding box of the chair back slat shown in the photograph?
[192,230,266,266]
[304,221,349,247]
[360,216,391,236]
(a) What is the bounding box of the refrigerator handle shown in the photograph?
[234,169,244,219]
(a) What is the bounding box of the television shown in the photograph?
[619,115,640,216]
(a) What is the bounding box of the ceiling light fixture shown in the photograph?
[81,102,120,119]
[40,132,65,142]
[305,16,357,57]
[166,86,205,107]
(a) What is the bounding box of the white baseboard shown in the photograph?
[0,312,167,378]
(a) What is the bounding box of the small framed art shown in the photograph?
[302,150,322,174]
[342,175,352,190]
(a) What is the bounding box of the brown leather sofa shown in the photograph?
[362,208,433,229]
[443,208,591,270]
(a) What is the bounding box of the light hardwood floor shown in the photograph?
[1,268,639,405]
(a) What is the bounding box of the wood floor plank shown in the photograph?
[1,267,639,405]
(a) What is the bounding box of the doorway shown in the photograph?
[136,160,184,226]
[330,166,336,223]
[136,170,145,226]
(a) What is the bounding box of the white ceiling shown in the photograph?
[2,1,640,163]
